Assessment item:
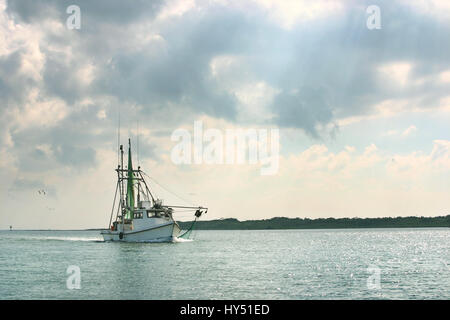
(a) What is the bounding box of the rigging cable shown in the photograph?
[141,171,197,207]
[140,171,205,240]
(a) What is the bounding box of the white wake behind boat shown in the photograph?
[101,139,206,242]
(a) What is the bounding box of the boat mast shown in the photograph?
[120,144,125,225]
[118,105,120,167]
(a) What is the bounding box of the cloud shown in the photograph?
[6,0,165,25]
[378,62,412,88]
[384,125,417,138]
[401,125,417,137]
[2,0,450,140]
[439,70,450,83]
[0,0,449,227]
[249,0,344,29]
[271,87,334,137]
[148,139,450,221]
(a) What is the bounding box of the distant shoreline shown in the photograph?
[4,215,449,231]
[178,215,450,230]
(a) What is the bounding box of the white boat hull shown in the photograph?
[101,222,181,242]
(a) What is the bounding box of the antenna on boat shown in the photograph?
[117,105,121,167]
[137,119,140,167]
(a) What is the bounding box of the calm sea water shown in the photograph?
[0,228,449,300]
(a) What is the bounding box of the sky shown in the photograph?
[0,0,449,229]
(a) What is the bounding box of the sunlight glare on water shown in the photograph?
[0,228,449,299]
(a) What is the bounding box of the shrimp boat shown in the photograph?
[101,139,207,242]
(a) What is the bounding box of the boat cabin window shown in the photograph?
[147,211,162,218]
[133,212,143,219]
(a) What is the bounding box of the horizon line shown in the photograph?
[3,213,449,231]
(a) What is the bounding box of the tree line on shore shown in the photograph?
[178,215,450,230]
